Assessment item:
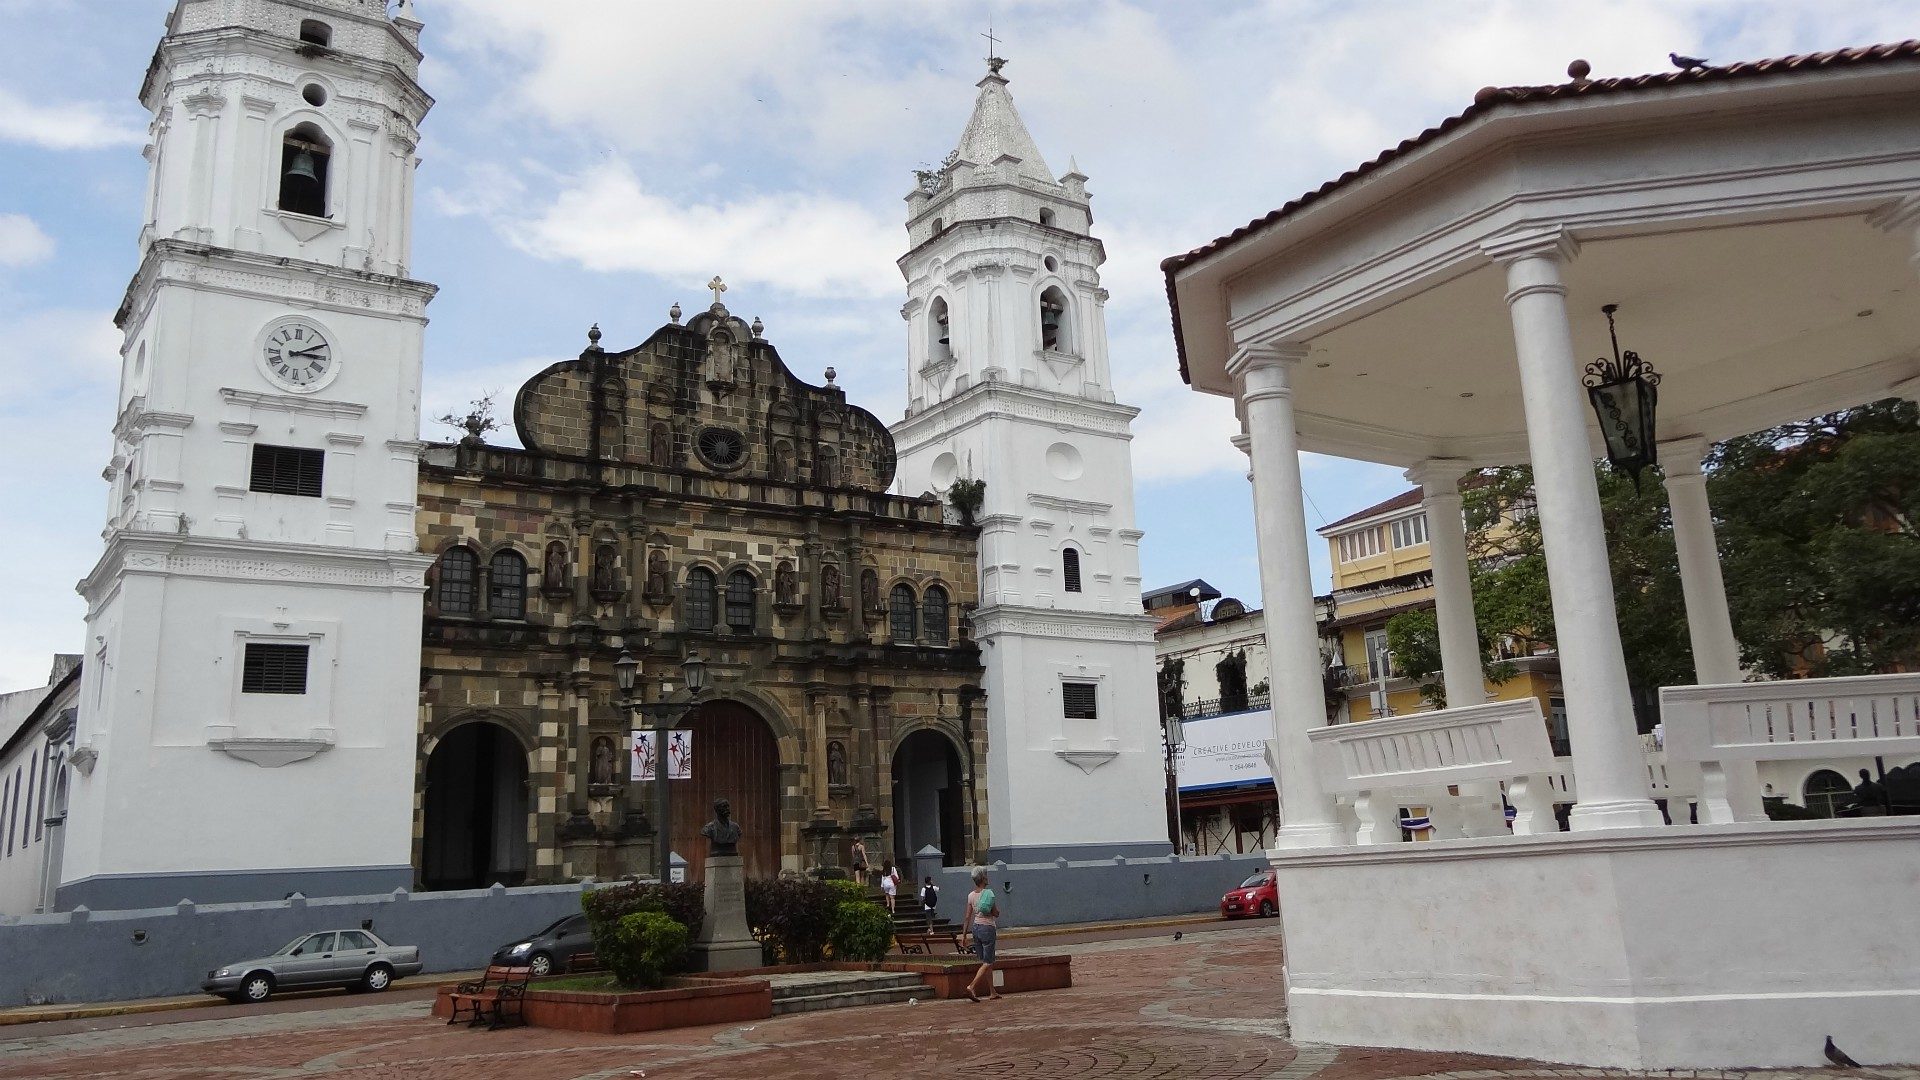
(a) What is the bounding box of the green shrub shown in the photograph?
[599,910,690,990]
[582,880,705,937]
[744,876,838,963]
[828,898,893,962]
[824,878,869,904]
[1763,797,1826,821]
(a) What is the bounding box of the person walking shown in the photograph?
[880,860,900,912]
[850,838,868,886]
[920,876,939,927]
[962,868,1002,1002]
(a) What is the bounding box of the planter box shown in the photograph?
[432,976,771,1034]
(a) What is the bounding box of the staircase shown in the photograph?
[869,887,968,945]
[768,971,932,1015]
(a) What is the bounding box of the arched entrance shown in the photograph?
[422,721,529,891]
[891,729,964,867]
[666,699,780,881]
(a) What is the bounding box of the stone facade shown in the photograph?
[415,303,984,885]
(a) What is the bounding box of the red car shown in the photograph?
[1220,870,1278,919]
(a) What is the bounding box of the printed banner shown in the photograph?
[631,729,694,781]
[1176,708,1274,793]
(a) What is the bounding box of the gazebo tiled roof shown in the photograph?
[1162,40,1920,385]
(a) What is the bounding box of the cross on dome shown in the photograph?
[707,276,728,306]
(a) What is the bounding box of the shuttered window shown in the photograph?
[249,444,324,497]
[1062,681,1098,719]
[1062,547,1083,592]
[241,643,309,695]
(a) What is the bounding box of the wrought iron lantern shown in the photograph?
[1584,304,1662,487]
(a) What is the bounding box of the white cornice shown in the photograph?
[971,604,1160,644]
[118,240,437,331]
[890,380,1140,450]
[80,533,434,606]
[220,388,368,420]
[1028,493,1112,515]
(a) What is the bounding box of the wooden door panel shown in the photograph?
[668,699,779,882]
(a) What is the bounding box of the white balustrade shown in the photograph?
[1661,672,1920,823]
[1308,700,1558,842]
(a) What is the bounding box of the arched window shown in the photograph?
[437,546,477,615]
[685,567,717,632]
[1038,207,1055,227]
[931,216,944,234]
[922,585,949,646]
[279,123,332,218]
[725,568,756,633]
[928,296,952,364]
[1062,546,1083,592]
[488,550,526,618]
[1802,769,1852,818]
[889,583,918,642]
[1039,285,1070,352]
[298,19,331,46]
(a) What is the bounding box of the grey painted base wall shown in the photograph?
[981,840,1173,865]
[929,851,1270,928]
[0,883,594,1007]
[56,865,414,912]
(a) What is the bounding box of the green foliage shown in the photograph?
[744,876,839,963]
[1384,609,1446,708]
[947,477,987,525]
[1710,399,1920,677]
[597,910,689,990]
[581,880,705,938]
[824,878,869,904]
[828,897,894,962]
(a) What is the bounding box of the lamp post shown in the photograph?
[615,648,708,883]
[1164,710,1187,854]
[1584,304,1662,487]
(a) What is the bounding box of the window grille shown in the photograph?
[437,547,477,614]
[889,584,917,642]
[1062,547,1083,592]
[686,568,717,632]
[249,444,324,497]
[242,642,309,695]
[489,551,526,618]
[922,585,949,646]
[725,569,756,632]
[1062,681,1098,719]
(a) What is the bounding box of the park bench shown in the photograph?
[446,964,532,1029]
[564,950,605,974]
[894,927,968,955]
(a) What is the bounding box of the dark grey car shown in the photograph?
[490,913,593,976]
[201,929,424,1003]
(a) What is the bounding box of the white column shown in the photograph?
[1657,436,1764,822]
[1229,344,1345,848]
[1485,229,1664,831]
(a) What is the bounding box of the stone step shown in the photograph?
[768,972,927,1001]
[769,983,930,1015]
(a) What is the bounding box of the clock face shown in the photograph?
[260,319,336,391]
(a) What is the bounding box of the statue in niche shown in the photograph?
[645,549,671,601]
[701,797,742,856]
[775,562,798,606]
[590,735,617,786]
[650,423,672,466]
[827,740,848,787]
[543,541,570,592]
[591,544,619,597]
[771,441,792,482]
[708,332,741,384]
[860,569,880,614]
[821,563,843,609]
[817,447,838,487]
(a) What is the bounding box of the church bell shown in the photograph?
[283,149,322,196]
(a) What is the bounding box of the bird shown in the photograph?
[1172,931,1183,941]
[1825,1036,1862,1069]
[1670,51,1709,71]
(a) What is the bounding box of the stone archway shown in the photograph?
[665,698,780,882]
[421,721,529,891]
[891,728,965,868]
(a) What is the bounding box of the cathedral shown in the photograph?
[19,0,1165,911]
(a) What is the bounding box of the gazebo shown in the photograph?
[1165,44,1920,1069]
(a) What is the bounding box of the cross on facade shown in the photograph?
[707,276,727,305]
[982,26,999,61]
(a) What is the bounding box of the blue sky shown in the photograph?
[0,0,1911,691]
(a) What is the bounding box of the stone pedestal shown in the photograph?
[690,854,761,972]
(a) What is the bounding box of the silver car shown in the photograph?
[201,928,424,1003]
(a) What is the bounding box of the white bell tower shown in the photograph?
[62,0,437,908]
[890,58,1168,861]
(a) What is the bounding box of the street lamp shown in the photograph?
[1164,711,1187,855]
[1584,303,1662,488]
[615,647,707,883]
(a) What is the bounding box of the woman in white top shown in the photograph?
[879,860,899,911]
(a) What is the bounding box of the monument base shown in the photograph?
[692,854,762,973]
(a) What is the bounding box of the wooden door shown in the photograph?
[668,699,780,882]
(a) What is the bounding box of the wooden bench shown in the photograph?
[895,928,967,955]
[447,964,532,1029]
[564,950,605,974]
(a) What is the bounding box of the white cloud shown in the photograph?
[0,213,54,267]
[503,161,901,299]
[0,307,119,403]
[0,85,143,150]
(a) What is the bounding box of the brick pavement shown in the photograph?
[0,924,1913,1080]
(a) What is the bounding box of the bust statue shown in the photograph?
[701,796,743,856]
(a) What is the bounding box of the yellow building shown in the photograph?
[1318,488,1567,752]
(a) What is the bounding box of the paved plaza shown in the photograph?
[1,923,1913,1080]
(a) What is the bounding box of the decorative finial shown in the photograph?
[1567,59,1591,82]
[669,301,682,325]
[750,316,764,339]
[707,276,728,307]
[824,367,838,386]
[394,0,418,22]
[587,323,602,347]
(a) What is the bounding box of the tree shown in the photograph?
[1709,398,1920,677]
